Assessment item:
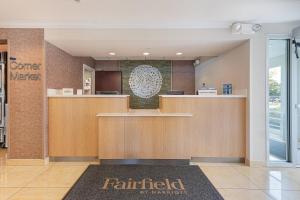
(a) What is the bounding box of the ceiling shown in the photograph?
[1,0,300,29]
[1,0,300,60]
[45,29,250,60]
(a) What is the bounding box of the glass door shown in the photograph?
[297,56,300,165]
[290,29,300,166]
[267,39,290,162]
[294,38,300,165]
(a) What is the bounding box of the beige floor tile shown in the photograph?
[0,166,49,187]
[49,162,91,166]
[234,166,300,190]
[89,161,100,165]
[26,165,87,188]
[218,189,272,200]
[0,149,6,158]
[0,150,7,168]
[194,162,244,167]
[0,159,6,167]
[6,159,49,166]
[275,168,300,185]
[0,188,21,200]
[201,166,258,189]
[49,162,100,166]
[8,187,69,200]
[0,148,299,199]
[265,190,300,200]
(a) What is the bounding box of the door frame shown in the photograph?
[291,38,300,166]
[265,34,295,167]
[82,64,95,95]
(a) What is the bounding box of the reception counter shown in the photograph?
[159,95,246,159]
[48,95,129,157]
[48,95,246,161]
[97,110,192,159]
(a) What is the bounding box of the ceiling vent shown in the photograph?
[231,22,262,34]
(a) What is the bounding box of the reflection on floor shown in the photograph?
[269,154,285,162]
[1,149,300,200]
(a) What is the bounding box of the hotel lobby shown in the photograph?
[1,0,300,199]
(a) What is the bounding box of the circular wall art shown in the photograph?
[129,65,163,98]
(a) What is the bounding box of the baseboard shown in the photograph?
[100,159,190,166]
[245,158,266,167]
[50,156,98,162]
[6,157,49,166]
[191,157,245,163]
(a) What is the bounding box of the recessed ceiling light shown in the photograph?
[143,52,150,56]
[176,52,183,56]
[109,52,116,56]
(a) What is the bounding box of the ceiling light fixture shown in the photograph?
[176,52,183,56]
[109,52,116,56]
[143,52,150,56]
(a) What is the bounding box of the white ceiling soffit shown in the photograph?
[45,29,250,60]
[0,0,300,29]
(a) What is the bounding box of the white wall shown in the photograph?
[249,32,267,163]
[195,41,250,95]
[249,22,300,164]
[195,21,300,164]
[195,40,251,163]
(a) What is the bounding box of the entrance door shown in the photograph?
[291,27,300,166]
[297,56,300,165]
[267,39,290,162]
[293,39,300,165]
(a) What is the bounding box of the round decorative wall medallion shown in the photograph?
[129,65,162,98]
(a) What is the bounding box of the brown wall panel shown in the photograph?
[0,28,45,159]
[45,42,95,90]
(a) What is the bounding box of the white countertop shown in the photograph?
[48,95,130,98]
[48,94,246,98]
[159,95,246,98]
[96,112,193,117]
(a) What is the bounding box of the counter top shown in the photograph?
[96,112,193,117]
[159,95,246,98]
[48,95,130,98]
[48,94,246,98]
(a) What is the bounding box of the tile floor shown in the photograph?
[0,149,300,200]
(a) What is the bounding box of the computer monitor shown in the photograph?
[96,91,120,95]
[166,90,184,95]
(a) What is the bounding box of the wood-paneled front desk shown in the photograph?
[48,95,246,161]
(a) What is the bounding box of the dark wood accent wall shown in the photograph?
[172,60,195,95]
[95,71,122,93]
